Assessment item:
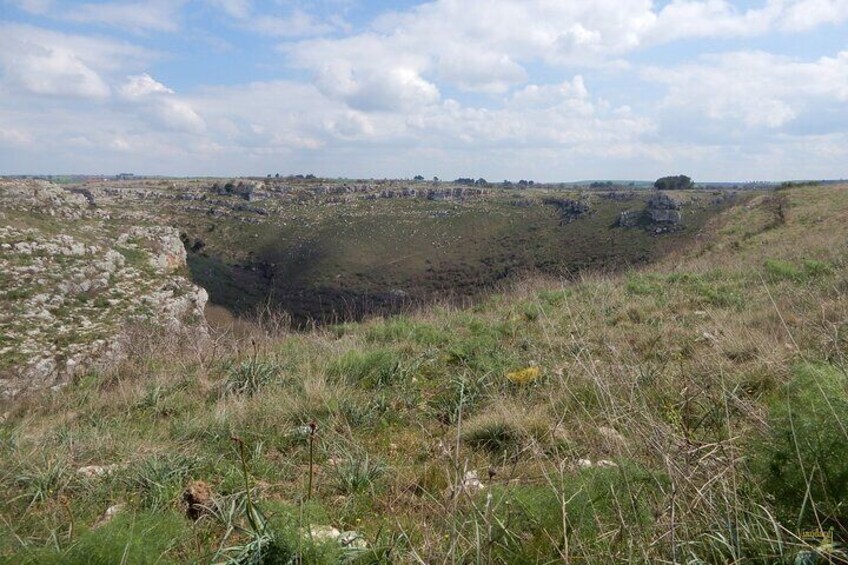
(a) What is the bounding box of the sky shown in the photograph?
[1,0,847,181]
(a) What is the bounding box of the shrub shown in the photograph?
[764,258,804,283]
[445,332,518,378]
[802,259,833,278]
[329,450,386,495]
[20,510,190,564]
[221,357,280,396]
[328,349,403,388]
[122,453,200,511]
[537,289,570,306]
[12,458,70,507]
[462,413,526,457]
[749,363,848,536]
[626,274,665,297]
[480,463,663,561]
[212,492,298,564]
[428,372,491,424]
[365,317,449,346]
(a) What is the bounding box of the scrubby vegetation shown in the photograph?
[1,183,848,562]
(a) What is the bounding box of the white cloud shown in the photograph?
[649,1,774,41]
[64,1,186,32]
[208,0,251,19]
[188,80,340,152]
[779,0,848,31]
[118,74,206,133]
[9,0,53,14]
[3,42,111,98]
[0,23,155,100]
[0,127,34,146]
[647,0,848,41]
[0,23,154,73]
[509,77,590,109]
[646,50,848,130]
[152,98,206,133]
[291,33,439,112]
[109,136,132,151]
[119,73,174,99]
[9,0,187,32]
[333,67,440,112]
[436,50,526,93]
[252,10,336,38]
[287,0,848,109]
[209,0,339,38]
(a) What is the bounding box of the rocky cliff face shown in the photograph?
[646,192,683,225]
[0,180,208,397]
[616,192,684,232]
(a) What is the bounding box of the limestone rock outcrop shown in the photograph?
[616,192,684,232]
[646,193,683,225]
[0,180,208,397]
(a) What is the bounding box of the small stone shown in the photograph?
[308,525,341,542]
[459,470,485,495]
[94,504,124,528]
[338,531,368,549]
[596,459,619,468]
[77,464,119,479]
[702,331,718,342]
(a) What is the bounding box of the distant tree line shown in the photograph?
[501,179,535,188]
[454,177,490,186]
[265,173,317,180]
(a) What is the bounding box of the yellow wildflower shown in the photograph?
[506,366,541,385]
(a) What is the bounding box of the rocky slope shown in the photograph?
[0,180,208,397]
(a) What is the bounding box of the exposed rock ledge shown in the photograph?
[0,180,208,397]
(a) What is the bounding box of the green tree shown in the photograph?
[654,175,694,190]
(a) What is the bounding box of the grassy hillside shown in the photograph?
[176,187,729,323]
[1,184,847,563]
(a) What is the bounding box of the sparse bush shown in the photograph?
[667,271,743,308]
[212,495,298,564]
[479,463,663,561]
[328,349,403,388]
[428,372,491,424]
[765,258,805,282]
[329,450,386,495]
[803,259,833,278]
[763,257,831,283]
[445,332,518,378]
[462,412,526,457]
[24,510,190,564]
[221,357,280,396]
[749,363,848,536]
[537,288,570,306]
[626,273,665,297]
[365,317,449,346]
[12,458,70,507]
[122,453,200,511]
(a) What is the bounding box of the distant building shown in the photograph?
[116,173,135,180]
